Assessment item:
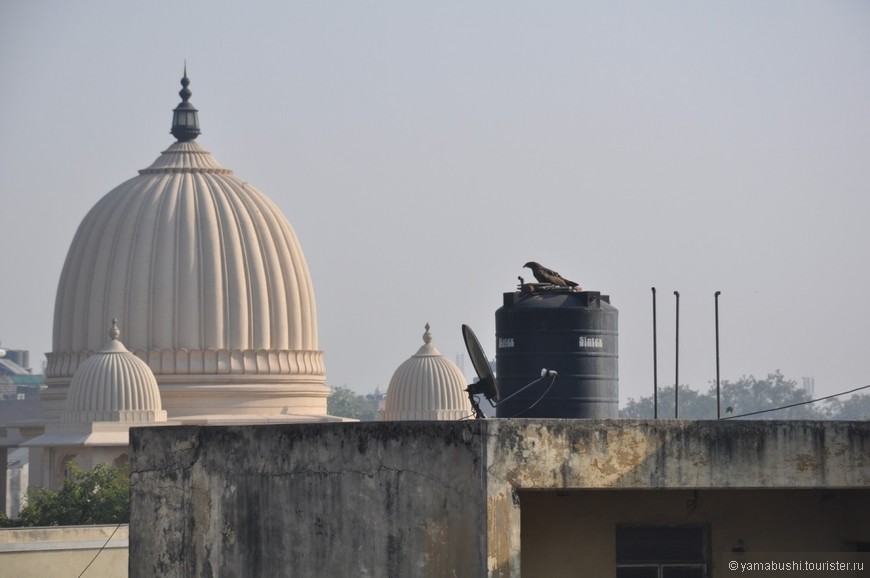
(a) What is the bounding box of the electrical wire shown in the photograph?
[720,383,870,420]
[506,375,559,418]
[78,522,123,577]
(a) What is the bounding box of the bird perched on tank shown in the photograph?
[523,261,580,288]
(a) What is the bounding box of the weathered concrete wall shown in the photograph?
[482,419,870,576]
[130,420,870,578]
[485,420,870,490]
[0,524,128,578]
[130,421,487,578]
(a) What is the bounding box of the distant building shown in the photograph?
[803,376,816,397]
[0,349,43,516]
[0,349,32,372]
[0,349,42,401]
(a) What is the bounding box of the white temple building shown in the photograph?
[2,71,480,497]
[381,324,473,421]
[8,70,342,491]
[44,70,328,423]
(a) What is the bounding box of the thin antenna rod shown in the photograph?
[651,287,658,419]
[715,291,722,420]
[674,290,680,419]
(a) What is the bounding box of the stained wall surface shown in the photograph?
[130,420,870,578]
[0,524,128,578]
[130,422,487,578]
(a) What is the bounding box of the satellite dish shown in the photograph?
[461,324,560,419]
[461,324,499,419]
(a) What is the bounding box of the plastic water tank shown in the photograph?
[495,290,618,418]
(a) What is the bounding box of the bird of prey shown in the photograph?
[523,262,579,287]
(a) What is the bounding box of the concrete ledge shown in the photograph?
[0,524,128,578]
[0,524,128,552]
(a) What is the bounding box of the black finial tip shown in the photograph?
[179,71,192,101]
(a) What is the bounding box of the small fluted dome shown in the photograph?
[64,321,167,423]
[382,324,472,421]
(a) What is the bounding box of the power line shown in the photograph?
[78,523,123,578]
[720,383,870,420]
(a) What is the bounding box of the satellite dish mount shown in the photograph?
[461,324,558,419]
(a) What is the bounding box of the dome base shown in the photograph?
[42,377,329,421]
[158,381,329,418]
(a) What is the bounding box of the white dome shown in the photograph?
[64,321,167,423]
[44,74,327,420]
[382,325,472,421]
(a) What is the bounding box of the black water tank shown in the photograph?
[495,290,618,418]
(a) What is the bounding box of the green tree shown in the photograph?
[620,385,718,419]
[823,393,870,420]
[327,386,378,421]
[13,463,129,527]
[620,371,830,420]
[719,371,824,419]
[0,513,19,527]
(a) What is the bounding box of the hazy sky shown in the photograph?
[1,1,868,406]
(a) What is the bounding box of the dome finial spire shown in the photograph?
[110,318,120,341]
[171,65,201,142]
[423,323,432,344]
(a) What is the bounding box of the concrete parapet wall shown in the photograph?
[487,419,870,489]
[130,421,486,578]
[0,524,128,578]
[130,420,870,578]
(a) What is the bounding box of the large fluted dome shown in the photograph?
[64,322,167,424]
[44,73,327,420]
[382,324,472,421]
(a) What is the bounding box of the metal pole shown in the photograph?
[715,291,721,420]
[674,291,680,419]
[652,287,658,419]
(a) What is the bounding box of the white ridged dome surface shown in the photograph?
[64,322,167,423]
[48,140,319,362]
[382,325,472,421]
[43,74,327,420]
